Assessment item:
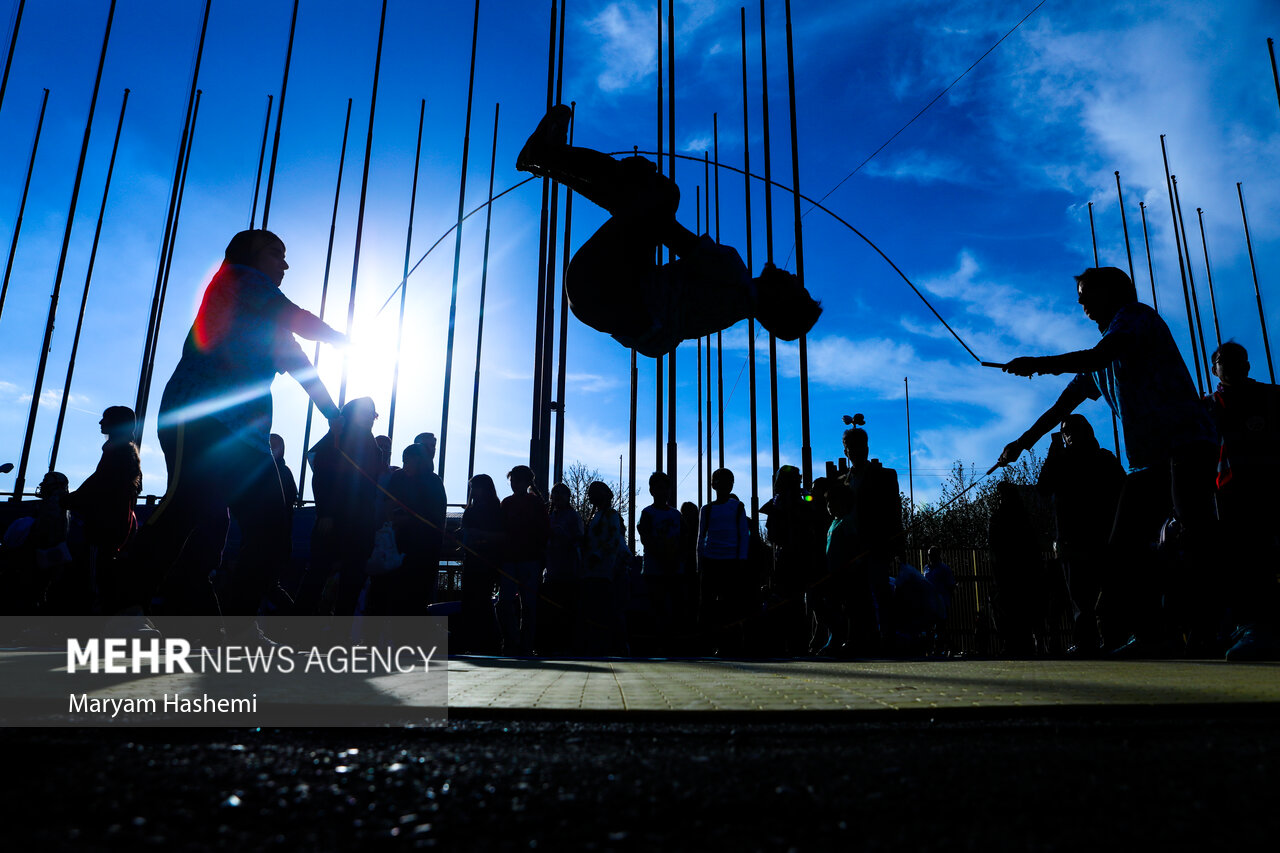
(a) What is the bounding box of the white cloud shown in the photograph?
[584,2,656,93]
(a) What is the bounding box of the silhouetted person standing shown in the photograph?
[516,105,821,357]
[581,481,630,655]
[699,467,751,655]
[1206,342,1280,660]
[1037,414,1125,653]
[988,481,1046,657]
[763,464,821,654]
[144,229,345,639]
[638,471,682,654]
[65,406,142,613]
[998,267,1217,656]
[375,442,448,615]
[498,465,549,655]
[459,474,503,654]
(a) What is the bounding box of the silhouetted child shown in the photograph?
[541,482,583,656]
[459,474,503,654]
[374,442,448,618]
[762,464,821,654]
[498,465,549,655]
[517,105,821,357]
[638,471,682,654]
[698,467,751,655]
[581,481,631,655]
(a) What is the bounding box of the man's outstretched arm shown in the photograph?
[993,382,1090,471]
[1001,333,1128,378]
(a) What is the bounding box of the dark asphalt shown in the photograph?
[7,710,1278,850]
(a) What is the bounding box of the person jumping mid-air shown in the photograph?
[516,105,821,358]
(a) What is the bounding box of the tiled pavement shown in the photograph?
[3,649,1278,722]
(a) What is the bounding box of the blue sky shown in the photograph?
[0,0,1277,516]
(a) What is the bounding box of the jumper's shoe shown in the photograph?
[753,262,822,341]
[516,104,574,174]
[1225,624,1280,662]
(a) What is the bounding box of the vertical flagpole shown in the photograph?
[664,1,680,494]
[468,103,501,483]
[298,98,354,502]
[1238,182,1275,383]
[654,0,664,477]
[14,0,116,499]
[1160,135,1203,394]
[783,0,812,487]
[49,87,130,470]
[530,0,557,484]
[259,0,299,229]
[904,376,913,517]
[0,0,25,115]
[249,94,272,228]
[339,0,389,408]
[759,0,780,483]
[135,0,211,440]
[1172,176,1210,383]
[1269,38,1280,119]
[387,98,426,447]
[552,103,576,485]
[1195,208,1221,351]
[713,112,724,469]
[0,86,47,325]
[741,6,759,527]
[1139,201,1158,312]
[1114,171,1135,285]
[704,149,712,501]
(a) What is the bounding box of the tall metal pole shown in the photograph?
[1238,182,1275,383]
[1195,208,1222,351]
[49,88,130,470]
[1087,201,1098,267]
[1172,175,1210,385]
[249,93,272,228]
[259,0,299,230]
[530,0,557,484]
[1114,171,1135,286]
[135,0,211,439]
[654,0,664,477]
[552,104,576,485]
[666,0,677,504]
[629,348,638,550]
[338,0,389,408]
[468,103,501,484]
[759,0,780,482]
[1269,38,1280,120]
[714,113,724,469]
[1139,201,1158,312]
[783,0,812,488]
[741,6,759,527]
[904,376,913,515]
[0,0,25,116]
[0,86,47,325]
[387,98,426,447]
[1160,135,1203,394]
[703,150,712,501]
[298,98,354,502]
[538,0,567,489]
[14,0,116,499]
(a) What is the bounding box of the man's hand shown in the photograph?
[987,439,1025,475]
[1002,357,1043,377]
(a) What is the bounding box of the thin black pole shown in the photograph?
[0,86,47,325]
[1160,135,1203,394]
[49,87,130,471]
[553,103,576,486]
[388,98,426,447]
[704,149,711,501]
[260,0,299,230]
[530,0,557,481]
[1238,182,1275,383]
[666,0,677,504]
[714,112,724,469]
[538,0,566,490]
[14,0,116,499]
[468,103,501,483]
[759,0,780,484]
[1195,207,1221,351]
[135,0,210,440]
[339,0,388,408]
[904,376,913,515]
[1087,201,1098,267]
[741,6,759,526]
[142,89,203,428]
[1114,170,1135,286]
[783,0,811,488]
[1269,38,1280,120]
[249,94,272,228]
[654,0,664,477]
[1139,201,1158,312]
[629,348,638,550]
[1172,175,1210,386]
[298,97,354,502]
[0,0,25,116]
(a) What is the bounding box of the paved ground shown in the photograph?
[5,654,1279,849]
